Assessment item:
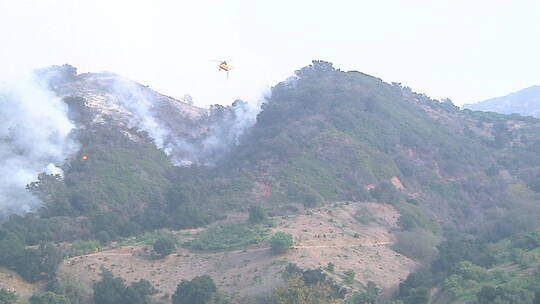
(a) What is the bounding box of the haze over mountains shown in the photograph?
[2,61,540,303]
[464,86,540,118]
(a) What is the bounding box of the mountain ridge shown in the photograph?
[464,85,540,117]
[3,61,540,303]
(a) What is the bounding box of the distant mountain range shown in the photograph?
[464,86,540,117]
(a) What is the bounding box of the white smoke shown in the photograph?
[109,78,270,166]
[202,89,270,156]
[0,72,78,214]
[185,88,270,165]
[109,79,171,149]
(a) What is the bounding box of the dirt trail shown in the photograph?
[82,241,393,258]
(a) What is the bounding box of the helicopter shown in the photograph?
[212,60,232,78]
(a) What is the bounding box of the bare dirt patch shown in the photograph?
[273,202,415,296]
[0,267,43,302]
[58,202,416,302]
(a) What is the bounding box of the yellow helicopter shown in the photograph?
[212,60,232,78]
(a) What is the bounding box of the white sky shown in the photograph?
[1,0,539,107]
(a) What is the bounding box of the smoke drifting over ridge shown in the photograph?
[0,65,267,215]
[107,76,269,166]
[0,72,79,215]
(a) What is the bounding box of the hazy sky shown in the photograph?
[1,0,539,107]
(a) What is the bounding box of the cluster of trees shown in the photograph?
[0,231,62,283]
[395,227,540,304]
[153,236,176,257]
[345,281,380,304]
[0,289,17,304]
[271,263,346,304]
[270,232,294,254]
[92,271,228,304]
[93,269,157,304]
[173,275,229,304]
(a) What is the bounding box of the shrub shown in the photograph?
[30,292,70,304]
[173,275,217,304]
[392,228,439,263]
[354,208,378,224]
[0,289,17,304]
[47,276,86,304]
[66,240,100,258]
[153,237,176,257]
[344,269,356,285]
[326,262,335,273]
[248,205,267,224]
[187,224,267,252]
[270,232,294,254]
[93,269,157,304]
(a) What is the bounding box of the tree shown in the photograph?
[93,269,128,304]
[477,285,499,304]
[346,281,379,304]
[93,269,156,304]
[326,262,335,273]
[123,280,158,304]
[344,269,356,285]
[0,288,17,304]
[270,232,294,254]
[153,237,176,257]
[172,275,217,304]
[273,275,339,304]
[29,292,70,304]
[393,228,438,263]
[248,205,267,224]
[0,233,24,266]
[12,244,63,283]
[47,277,85,304]
[273,276,309,304]
[534,290,540,304]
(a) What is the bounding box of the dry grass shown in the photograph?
[2,202,416,303]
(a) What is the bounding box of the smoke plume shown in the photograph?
[0,72,78,215]
[109,77,269,166]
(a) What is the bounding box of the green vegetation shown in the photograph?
[0,289,17,304]
[345,281,380,304]
[46,276,86,304]
[270,232,294,254]
[186,224,268,252]
[4,61,540,304]
[354,207,378,224]
[118,229,180,247]
[93,269,157,304]
[30,292,71,304]
[65,240,101,258]
[395,227,540,304]
[0,238,62,283]
[248,205,267,224]
[153,236,176,257]
[392,228,439,263]
[270,264,345,304]
[326,262,335,273]
[343,269,356,285]
[172,275,218,304]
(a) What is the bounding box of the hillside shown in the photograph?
[52,202,414,303]
[2,61,540,303]
[464,86,540,117]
